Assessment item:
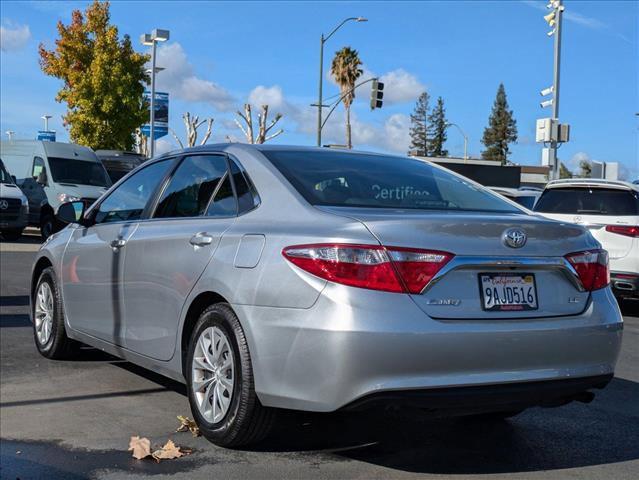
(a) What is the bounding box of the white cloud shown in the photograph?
[520,1,606,29]
[383,114,411,152]
[248,85,285,109]
[378,69,425,104]
[0,22,31,52]
[154,42,235,112]
[568,151,591,171]
[155,138,176,155]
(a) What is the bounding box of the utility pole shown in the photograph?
[549,0,563,180]
[540,0,564,180]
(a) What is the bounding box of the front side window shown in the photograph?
[263,150,520,213]
[94,159,171,224]
[32,157,45,178]
[154,155,230,219]
[534,187,639,215]
[48,157,111,187]
[0,160,13,184]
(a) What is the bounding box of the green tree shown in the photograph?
[409,92,430,156]
[330,47,363,149]
[579,159,592,177]
[38,1,149,150]
[427,96,448,157]
[481,83,518,165]
[559,162,573,179]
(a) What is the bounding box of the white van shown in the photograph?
[0,141,111,239]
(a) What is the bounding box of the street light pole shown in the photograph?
[446,122,469,163]
[141,29,169,158]
[316,17,367,147]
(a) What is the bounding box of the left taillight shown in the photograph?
[282,243,453,294]
[565,249,610,292]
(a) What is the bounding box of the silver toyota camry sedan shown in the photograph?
[31,144,623,447]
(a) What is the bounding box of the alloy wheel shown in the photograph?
[191,326,235,424]
[34,282,54,345]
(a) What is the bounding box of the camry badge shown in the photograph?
[426,299,461,306]
[502,228,527,249]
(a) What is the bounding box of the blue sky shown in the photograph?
[1,0,637,178]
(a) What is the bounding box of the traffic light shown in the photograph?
[370,80,384,110]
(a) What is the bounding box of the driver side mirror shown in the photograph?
[57,201,88,226]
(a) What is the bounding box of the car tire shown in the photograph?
[40,213,55,240]
[0,228,23,241]
[33,267,78,359]
[186,303,276,448]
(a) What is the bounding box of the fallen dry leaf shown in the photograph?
[128,436,151,460]
[152,439,184,463]
[176,415,200,437]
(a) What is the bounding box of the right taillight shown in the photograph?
[605,225,639,237]
[565,249,610,291]
[282,243,453,294]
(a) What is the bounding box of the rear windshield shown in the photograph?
[48,157,111,187]
[534,187,639,215]
[262,150,520,213]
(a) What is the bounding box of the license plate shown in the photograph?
[479,273,538,311]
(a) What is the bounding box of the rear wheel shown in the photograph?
[40,213,55,240]
[186,303,276,447]
[33,267,78,359]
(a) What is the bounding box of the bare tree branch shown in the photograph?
[199,118,214,145]
[169,127,184,149]
[265,129,284,142]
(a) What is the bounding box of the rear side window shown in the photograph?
[262,150,519,213]
[155,155,230,219]
[534,188,639,215]
[229,160,259,214]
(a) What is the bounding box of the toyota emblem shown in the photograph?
[0,200,8,210]
[502,228,527,249]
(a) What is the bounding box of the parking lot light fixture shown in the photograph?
[140,29,170,158]
[446,122,469,163]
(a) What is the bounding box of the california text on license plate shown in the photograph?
[479,273,538,311]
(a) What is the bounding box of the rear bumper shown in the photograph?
[235,286,623,412]
[611,272,639,299]
[343,374,613,413]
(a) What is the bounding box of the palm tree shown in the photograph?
[330,47,363,149]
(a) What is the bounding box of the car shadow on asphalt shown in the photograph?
[112,352,639,474]
[248,377,639,474]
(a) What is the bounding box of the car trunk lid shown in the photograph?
[318,207,596,319]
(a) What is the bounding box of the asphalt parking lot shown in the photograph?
[1,232,638,480]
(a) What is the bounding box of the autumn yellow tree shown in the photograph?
[39,1,149,150]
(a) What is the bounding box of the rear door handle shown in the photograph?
[190,232,214,247]
[110,238,127,251]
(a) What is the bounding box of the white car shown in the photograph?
[534,179,639,301]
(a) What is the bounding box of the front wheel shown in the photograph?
[186,303,276,447]
[33,267,78,359]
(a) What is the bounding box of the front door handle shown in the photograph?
[190,232,214,247]
[110,238,127,251]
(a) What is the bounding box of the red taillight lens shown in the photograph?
[605,225,639,237]
[282,244,453,294]
[565,249,610,292]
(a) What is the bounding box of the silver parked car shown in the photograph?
[31,145,623,447]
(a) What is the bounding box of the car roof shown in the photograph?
[544,178,639,192]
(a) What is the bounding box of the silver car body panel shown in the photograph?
[31,144,624,412]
